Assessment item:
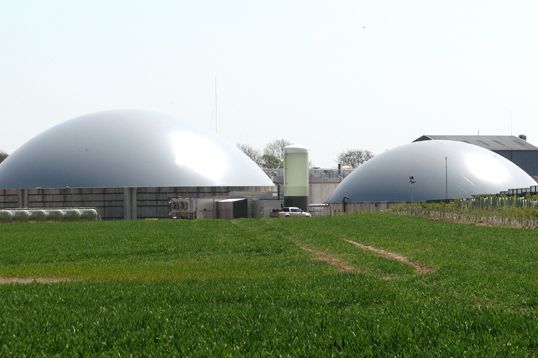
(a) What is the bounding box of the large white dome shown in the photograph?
[0,110,274,189]
[329,140,536,203]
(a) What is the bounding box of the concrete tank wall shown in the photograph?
[0,186,273,220]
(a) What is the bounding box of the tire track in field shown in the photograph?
[0,277,71,285]
[232,219,357,274]
[293,241,357,273]
[342,238,433,274]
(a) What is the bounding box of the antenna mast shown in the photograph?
[214,75,218,133]
[510,111,513,135]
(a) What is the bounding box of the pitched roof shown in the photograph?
[414,135,538,151]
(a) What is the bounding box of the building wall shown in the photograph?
[309,181,340,204]
[266,167,352,204]
[0,188,125,218]
[494,150,538,177]
[251,199,282,218]
[0,186,273,220]
[0,189,19,209]
[328,202,393,215]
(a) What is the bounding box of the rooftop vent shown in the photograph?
[519,134,527,141]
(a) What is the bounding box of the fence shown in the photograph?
[393,208,538,229]
[392,193,538,229]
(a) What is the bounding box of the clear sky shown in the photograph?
[1,0,537,167]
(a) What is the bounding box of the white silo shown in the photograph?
[284,145,309,210]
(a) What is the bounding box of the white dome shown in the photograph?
[329,140,536,202]
[0,110,273,189]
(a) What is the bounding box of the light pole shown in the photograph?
[445,156,448,200]
[342,196,349,213]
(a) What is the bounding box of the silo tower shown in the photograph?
[284,145,309,211]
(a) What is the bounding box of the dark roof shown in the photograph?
[414,135,538,151]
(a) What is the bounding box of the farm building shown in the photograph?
[0,110,275,219]
[414,135,538,181]
[328,140,537,203]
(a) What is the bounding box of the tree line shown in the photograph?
[237,139,373,169]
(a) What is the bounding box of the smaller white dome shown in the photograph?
[329,140,536,202]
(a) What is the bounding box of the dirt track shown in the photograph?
[0,277,71,285]
[295,243,357,273]
[342,239,433,274]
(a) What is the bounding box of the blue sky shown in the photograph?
[1,0,537,167]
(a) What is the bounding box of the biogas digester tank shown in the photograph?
[284,145,309,211]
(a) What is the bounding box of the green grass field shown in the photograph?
[1,214,538,355]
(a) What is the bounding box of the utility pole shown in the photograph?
[409,176,416,202]
[214,75,218,133]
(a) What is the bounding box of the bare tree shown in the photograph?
[337,149,374,168]
[0,151,7,164]
[237,144,263,166]
[263,139,291,168]
[238,139,294,169]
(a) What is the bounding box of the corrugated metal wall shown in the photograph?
[494,150,538,177]
[0,186,272,220]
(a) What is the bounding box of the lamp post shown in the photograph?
[342,196,349,213]
[445,156,448,200]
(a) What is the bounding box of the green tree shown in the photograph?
[263,139,291,169]
[261,153,282,169]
